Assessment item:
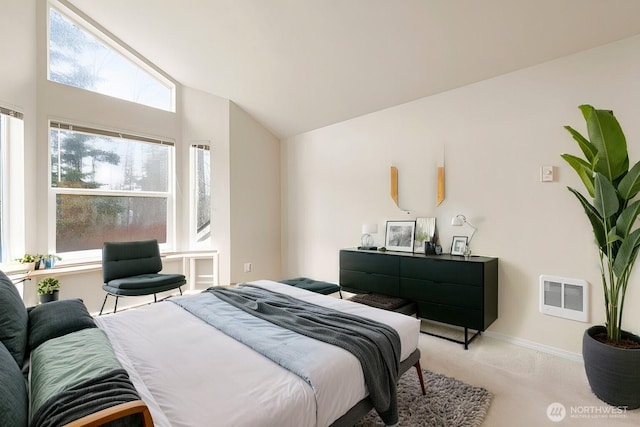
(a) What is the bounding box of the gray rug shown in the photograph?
[354,368,492,427]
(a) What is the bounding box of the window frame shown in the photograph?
[47,0,177,112]
[48,120,176,261]
[189,142,212,249]
[0,107,25,264]
[0,115,6,262]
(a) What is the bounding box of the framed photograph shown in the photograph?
[385,220,416,252]
[451,236,468,256]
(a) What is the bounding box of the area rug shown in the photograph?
[354,368,492,427]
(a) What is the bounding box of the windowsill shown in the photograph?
[27,263,103,277]
[2,249,218,278]
[0,250,218,285]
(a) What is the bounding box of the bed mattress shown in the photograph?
[95,280,420,427]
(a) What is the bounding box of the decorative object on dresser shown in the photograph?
[359,223,378,250]
[384,220,416,253]
[414,217,437,254]
[450,236,468,256]
[561,104,640,409]
[451,214,477,254]
[339,249,498,349]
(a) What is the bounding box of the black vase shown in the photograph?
[424,241,436,255]
[38,290,59,304]
[582,325,640,409]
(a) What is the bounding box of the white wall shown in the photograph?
[181,86,232,284]
[282,35,640,355]
[229,102,282,283]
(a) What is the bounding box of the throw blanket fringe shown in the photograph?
[208,285,401,425]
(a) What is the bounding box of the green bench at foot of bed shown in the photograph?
[280,277,342,297]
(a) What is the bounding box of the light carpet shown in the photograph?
[354,368,492,427]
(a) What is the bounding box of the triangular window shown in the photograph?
[48,4,175,112]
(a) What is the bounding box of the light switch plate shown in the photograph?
[541,166,554,182]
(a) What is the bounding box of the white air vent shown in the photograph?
[539,275,589,322]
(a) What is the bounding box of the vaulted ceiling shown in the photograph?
[67,0,640,139]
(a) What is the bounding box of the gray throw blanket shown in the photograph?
[208,285,401,426]
[30,369,141,427]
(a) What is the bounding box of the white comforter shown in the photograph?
[95,280,420,427]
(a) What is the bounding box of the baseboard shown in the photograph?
[483,331,584,362]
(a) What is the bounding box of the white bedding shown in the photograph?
[95,280,420,427]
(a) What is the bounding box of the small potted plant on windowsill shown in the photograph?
[16,254,39,271]
[43,254,62,269]
[37,277,60,304]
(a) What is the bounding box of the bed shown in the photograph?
[94,280,422,427]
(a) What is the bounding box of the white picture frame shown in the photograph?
[451,236,468,256]
[385,220,416,252]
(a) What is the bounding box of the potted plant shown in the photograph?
[37,277,60,303]
[16,253,41,270]
[562,104,640,409]
[43,254,62,269]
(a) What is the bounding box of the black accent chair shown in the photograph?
[99,240,186,315]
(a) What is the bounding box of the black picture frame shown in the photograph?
[451,236,468,256]
[385,220,416,252]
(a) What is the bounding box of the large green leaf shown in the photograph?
[568,187,606,250]
[616,200,640,239]
[613,228,640,277]
[593,173,619,219]
[618,160,640,201]
[564,125,597,163]
[561,154,595,197]
[579,104,629,181]
[607,228,622,244]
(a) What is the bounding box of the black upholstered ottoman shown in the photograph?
[349,293,417,316]
[280,277,342,297]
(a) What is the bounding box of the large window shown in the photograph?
[50,122,173,254]
[0,107,24,262]
[190,143,211,246]
[0,114,7,262]
[0,115,5,261]
[48,4,175,112]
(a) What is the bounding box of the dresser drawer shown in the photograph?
[340,251,399,276]
[400,278,482,309]
[400,257,484,286]
[339,270,400,296]
[416,301,484,330]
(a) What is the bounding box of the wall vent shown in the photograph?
[539,275,589,322]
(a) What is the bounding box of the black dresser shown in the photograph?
[339,248,498,349]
